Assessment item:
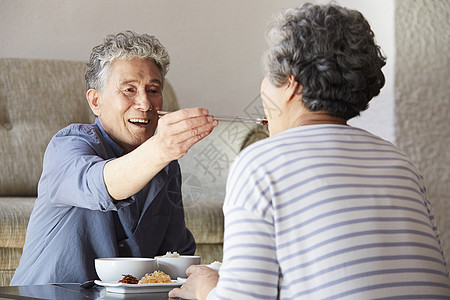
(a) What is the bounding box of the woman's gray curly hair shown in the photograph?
[263,3,386,120]
[85,30,170,92]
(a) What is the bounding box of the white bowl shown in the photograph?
[155,255,201,279]
[95,257,156,282]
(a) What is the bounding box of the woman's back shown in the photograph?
[220,124,450,299]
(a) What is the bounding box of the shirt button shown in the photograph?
[119,243,124,247]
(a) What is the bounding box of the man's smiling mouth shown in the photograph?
[128,118,150,125]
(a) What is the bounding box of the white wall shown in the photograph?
[395,0,450,267]
[0,0,395,141]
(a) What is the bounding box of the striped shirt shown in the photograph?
[208,125,450,299]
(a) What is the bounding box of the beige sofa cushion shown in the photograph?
[0,59,92,196]
[0,197,35,286]
[0,198,34,249]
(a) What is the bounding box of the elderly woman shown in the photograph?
[169,3,450,299]
[11,31,217,285]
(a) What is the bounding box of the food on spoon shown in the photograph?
[118,274,138,284]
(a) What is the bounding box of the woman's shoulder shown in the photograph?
[230,131,287,177]
[236,126,305,160]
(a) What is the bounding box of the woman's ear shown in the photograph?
[286,75,302,101]
[86,89,101,116]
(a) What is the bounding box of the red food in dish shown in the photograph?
[118,274,138,284]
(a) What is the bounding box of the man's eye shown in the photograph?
[124,88,135,93]
[148,88,161,94]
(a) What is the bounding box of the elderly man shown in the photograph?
[11,31,217,285]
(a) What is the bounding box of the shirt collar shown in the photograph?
[95,118,126,157]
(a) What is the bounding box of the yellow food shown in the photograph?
[139,270,171,284]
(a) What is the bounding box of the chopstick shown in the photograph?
[157,111,267,125]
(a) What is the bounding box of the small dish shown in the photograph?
[94,280,182,294]
[155,255,201,279]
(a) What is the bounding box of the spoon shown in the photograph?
[80,279,96,289]
[157,110,268,126]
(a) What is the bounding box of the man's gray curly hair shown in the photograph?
[85,30,170,92]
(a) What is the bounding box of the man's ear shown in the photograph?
[285,75,302,102]
[86,89,101,116]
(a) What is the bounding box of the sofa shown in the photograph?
[0,58,269,286]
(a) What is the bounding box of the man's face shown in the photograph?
[90,57,163,152]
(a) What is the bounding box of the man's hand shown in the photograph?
[152,108,218,163]
[103,107,217,200]
[169,265,219,300]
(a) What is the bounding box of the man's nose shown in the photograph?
[134,93,153,111]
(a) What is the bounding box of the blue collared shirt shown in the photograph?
[11,118,195,285]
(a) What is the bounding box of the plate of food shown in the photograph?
[94,271,182,294]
